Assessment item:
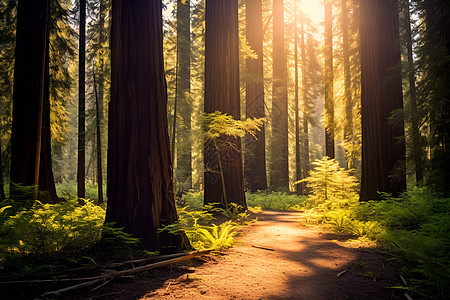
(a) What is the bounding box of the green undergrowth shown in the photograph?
[299,157,450,299]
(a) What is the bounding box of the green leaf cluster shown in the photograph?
[0,199,105,261]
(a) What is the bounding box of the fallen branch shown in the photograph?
[41,249,212,297]
[252,245,275,251]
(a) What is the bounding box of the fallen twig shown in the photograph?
[252,245,275,251]
[337,269,348,277]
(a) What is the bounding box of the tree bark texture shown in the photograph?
[300,17,309,194]
[175,0,192,190]
[77,0,86,199]
[10,0,55,205]
[360,0,406,201]
[270,0,289,190]
[39,44,59,204]
[106,0,184,252]
[204,0,246,207]
[324,0,335,159]
[245,0,267,192]
[294,13,301,194]
[342,0,354,169]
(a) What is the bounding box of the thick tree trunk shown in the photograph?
[39,45,59,204]
[270,0,289,190]
[342,0,354,169]
[10,0,53,206]
[324,0,335,159]
[204,0,246,207]
[360,0,406,201]
[78,0,86,200]
[106,0,184,252]
[245,0,267,192]
[175,0,192,190]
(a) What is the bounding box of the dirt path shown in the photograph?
[70,210,403,299]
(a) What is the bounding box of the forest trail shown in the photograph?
[72,210,402,299]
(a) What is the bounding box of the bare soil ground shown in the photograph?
[66,210,403,299]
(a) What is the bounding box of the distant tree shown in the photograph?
[341,0,354,169]
[360,0,406,201]
[245,0,267,192]
[106,0,184,252]
[414,0,450,195]
[78,0,86,200]
[175,0,192,190]
[324,0,335,159]
[204,0,246,207]
[271,0,289,190]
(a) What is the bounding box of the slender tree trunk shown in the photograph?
[403,0,423,185]
[93,70,104,204]
[360,0,406,201]
[78,0,86,200]
[294,11,301,194]
[324,0,335,159]
[301,17,309,193]
[271,0,289,190]
[342,0,354,169]
[175,0,192,190]
[106,0,185,252]
[204,0,245,207]
[10,0,51,206]
[0,132,5,201]
[245,0,267,192]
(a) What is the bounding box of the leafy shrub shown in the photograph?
[0,199,105,258]
[246,191,306,210]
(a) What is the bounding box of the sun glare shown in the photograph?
[300,0,323,25]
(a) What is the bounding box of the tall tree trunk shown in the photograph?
[204,0,245,207]
[95,0,105,205]
[245,0,267,192]
[93,70,104,204]
[403,0,423,185]
[10,0,52,207]
[106,0,185,252]
[39,43,59,204]
[324,0,335,159]
[301,18,310,194]
[360,0,406,201]
[271,0,289,190]
[0,132,5,201]
[342,0,354,169]
[78,0,86,200]
[175,0,192,190]
[294,10,301,194]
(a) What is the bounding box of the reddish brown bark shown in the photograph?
[10,0,58,205]
[106,0,184,252]
[245,0,267,192]
[360,0,406,201]
[271,0,289,190]
[324,0,335,159]
[204,0,246,207]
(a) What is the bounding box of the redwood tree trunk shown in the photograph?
[204,0,246,207]
[175,0,192,190]
[271,0,289,190]
[324,0,335,159]
[78,0,86,200]
[10,0,54,206]
[245,0,267,192]
[342,0,354,169]
[360,0,406,201]
[106,0,184,252]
